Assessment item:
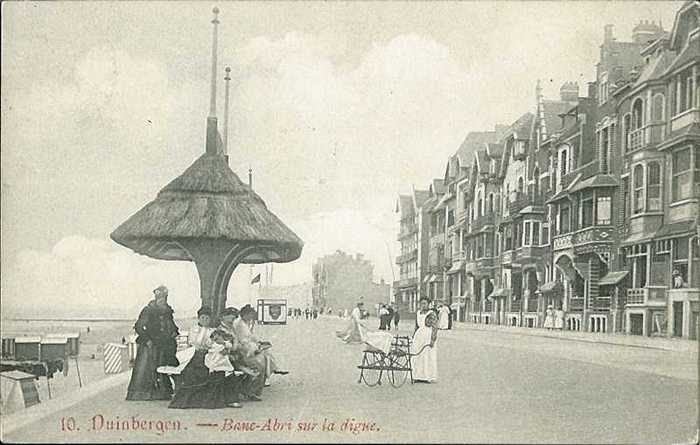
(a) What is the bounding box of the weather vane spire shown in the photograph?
[209,7,220,118]
[224,66,231,162]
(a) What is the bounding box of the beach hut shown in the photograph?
[40,337,69,361]
[14,337,41,361]
[1,337,16,358]
[45,333,80,356]
[110,8,303,320]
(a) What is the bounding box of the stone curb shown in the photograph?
[447,323,697,353]
[0,370,130,438]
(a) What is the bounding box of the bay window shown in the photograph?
[560,204,570,234]
[596,195,612,225]
[646,162,661,211]
[524,222,531,245]
[581,191,594,228]
[672,147,693,201]
[633,164,644,213]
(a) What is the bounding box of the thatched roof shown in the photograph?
[111,152,303,263]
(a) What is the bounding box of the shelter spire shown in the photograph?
[209,7,220,118]
[224,66,231,164]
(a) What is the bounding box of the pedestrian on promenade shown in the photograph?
[392,303,401,330]
[554,308,565,331]
[126,285,179,401]
[378,304,389,330]
[386,304,395,329]
[438,303,450,330]
[543,305,555,330]
[412,298,439,383]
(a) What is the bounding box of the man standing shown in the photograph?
[392,303,401,330]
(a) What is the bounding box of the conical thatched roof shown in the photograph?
[111,152,303,263]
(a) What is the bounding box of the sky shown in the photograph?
[0,1,679,317]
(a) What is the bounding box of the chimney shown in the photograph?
[587,81,597,100]
[560,81,579,102]
[632,19,663,45]
[604,24,614,43]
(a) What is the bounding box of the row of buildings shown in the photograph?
[395,1,700,340]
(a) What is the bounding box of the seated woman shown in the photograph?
[169,307,240,409]
[336,301,393,354]
[219,307,265,401]
[233,305,288,388]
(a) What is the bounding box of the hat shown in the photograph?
[672,269,680,275]
[220,307,239,317]
[197,306,212,317]
[153,285,168,297]
[547,304,553,309]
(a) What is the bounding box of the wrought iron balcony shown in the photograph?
[472,213,495,232]
[569,297,584,311]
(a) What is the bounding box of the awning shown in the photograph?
[450,302,465,309]
[567,174,618,193]
[654,220,696,241]
[446,260,465,274]
[433,192,452,210]
[598,270,629,286]
[489,288,511,298]
[539,281,563,295]
[422,274,432,284]
[546,173,582,203]
[620,231,656,247]
[429,274,440,283]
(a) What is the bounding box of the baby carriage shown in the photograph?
[356,333,431,388]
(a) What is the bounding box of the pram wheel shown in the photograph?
[357,350,384,386]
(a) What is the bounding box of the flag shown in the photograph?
[251,273,261,285]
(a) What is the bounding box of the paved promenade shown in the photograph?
[2,317,697,444]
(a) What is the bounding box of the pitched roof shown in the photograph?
[432,178,446,195]
[511,112,535,140]
[541,100,576,139]
[633,49,674,86]
[454,131,498,166]
[396,195,414,215]
[414,189,431,208]
[663,32,700,75]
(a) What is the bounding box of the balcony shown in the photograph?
[517,245,544,263]
[572,226,614,254]
[627,123,666,152]
[464,261,477,276]
[589,296,611,311]
[569,297,584,312]
[476,256,495,270]
[626,287,667,306]
[398,277,418,288]
[511,299,522,312]
[508,193,545,215]
[552,233,574,251]
[458,210,468,224]
[472,214,496,232]
[397,224,418,240]
[395,249,418,265]
[670,108,700,133]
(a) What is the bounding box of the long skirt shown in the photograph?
[411,327,438,382]
[336,319,365,344]
[168,350,229,409]
[126,343,174,401]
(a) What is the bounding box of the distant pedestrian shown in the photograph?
[378,305,389,330]
[313,309,318,319]
[554,308,565,331]
[543,305,555,330]
[386,305,395,329]
[438,304,450,330]
[392,304,401,329]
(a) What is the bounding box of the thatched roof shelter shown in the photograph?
[110,8,303,318]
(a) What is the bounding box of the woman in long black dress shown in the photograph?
[169,307,239,409]
[126,285,179,401]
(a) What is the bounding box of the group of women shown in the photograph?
[125,286,287,409]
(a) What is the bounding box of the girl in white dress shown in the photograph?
[412,298,439,383]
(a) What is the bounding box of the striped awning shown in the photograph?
[447,261,464,274]
[539,281,564,295]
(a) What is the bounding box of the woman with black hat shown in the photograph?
[126,285,179,401]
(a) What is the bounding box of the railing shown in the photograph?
[590,296,611,311]
[572,226,614,248]
[511,300,522,312]
[569,298,584,311]
[484,301,493,312]
[397,224,418,240]
[626,288,647,305]
[395,249,418,264]
[670,108,700,133]
[398,277,418,288]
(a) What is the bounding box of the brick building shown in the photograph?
[395,0,699,340]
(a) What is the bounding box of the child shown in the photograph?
[205,330,236,375]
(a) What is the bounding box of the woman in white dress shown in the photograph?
[233,305,288,385]
[543,305,555,330]
[412,298,439,383]
[437,304,450,330]
[336,302,367,343]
